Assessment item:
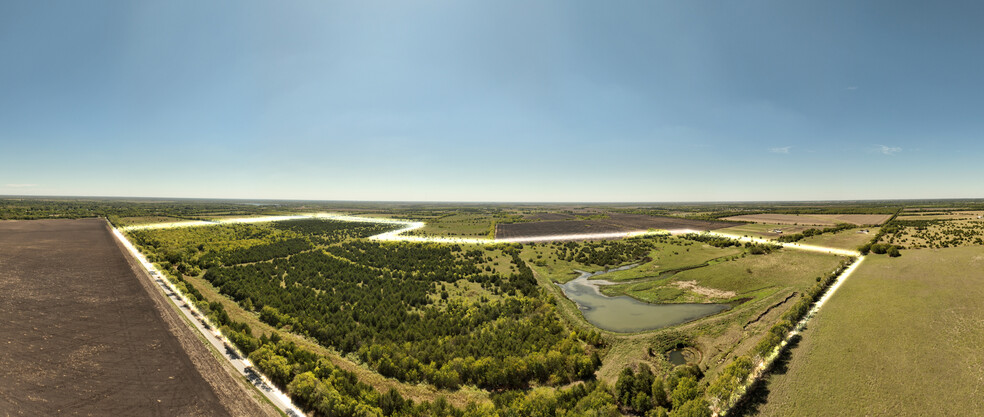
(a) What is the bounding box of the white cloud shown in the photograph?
[846,86,858,91]
[876,145,902,155]
[769,146,791,154]
[4,183,38,188]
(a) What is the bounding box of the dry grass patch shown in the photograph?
[746,247,984,416]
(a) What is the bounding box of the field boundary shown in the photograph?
[715,256,866,416]
[111,222,303,416]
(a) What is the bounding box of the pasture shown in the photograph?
[743,246,984,416]
[600,249,845,304]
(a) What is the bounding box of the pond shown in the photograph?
[557,267,729,333]
[667,349,689,366]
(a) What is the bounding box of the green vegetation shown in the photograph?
[746,246,984,416]
[877,218,984,249]
[773,223,854,243]
[601,250,845,305]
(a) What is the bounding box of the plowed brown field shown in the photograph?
[0,219,276,416]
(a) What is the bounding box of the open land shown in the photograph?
[722,213,893,226]
[497,213,740,239]
[743,247,984,416]
[0,219,276,416]
[7,198,979,417]
[879,217,984,249]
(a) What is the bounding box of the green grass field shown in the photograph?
[404,213,501,237]
[599,239,745,282]
[600,249,845,304]
[797,226,879,250]
[746,246,984,416]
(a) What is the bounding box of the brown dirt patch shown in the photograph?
[0,219,276,416]
[671,280,737,299]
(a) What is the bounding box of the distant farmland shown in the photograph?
[0,219,275,416]
[496,213,740,239]
[722,213,892,226]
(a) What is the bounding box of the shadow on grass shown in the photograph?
[729,334,802,417]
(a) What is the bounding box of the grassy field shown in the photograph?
[599,239,745,282]
[744,247,984,416]
[600,249,845,304]
[798,226,879,250]
[403,213,502,237]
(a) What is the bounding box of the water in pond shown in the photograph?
[558,267,729,333]
[667,349,688,366]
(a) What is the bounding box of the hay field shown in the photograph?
[743,247,984,416]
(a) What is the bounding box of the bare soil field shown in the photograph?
[722,213,892,226]
[0,219,276,416]
[521,212,576,221]
[496,213,739,239]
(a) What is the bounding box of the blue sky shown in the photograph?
[1,1,982,202]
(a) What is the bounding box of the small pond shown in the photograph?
[667,349,689,366]
[558,267,729,333]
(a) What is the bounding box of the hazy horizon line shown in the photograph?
[3,193,983,206]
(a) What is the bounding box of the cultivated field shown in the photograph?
[496,213,739,239]
[522,212,576,221]
[0,219,275,416]
[743,247,984,416]
[722,213,892,226]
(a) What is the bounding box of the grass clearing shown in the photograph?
[405,213,500,237]
[797,226,879,250]
[746,246,984,416]
[601,250,845,304]
[599,239,744,282]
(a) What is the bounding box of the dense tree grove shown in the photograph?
[775,223,855,243]
[0,197,272,220]
[553,238,657,267]
[270,219,398,244]
[133,221,598,392]
[201,238,313,266]
[613,365,709,417]
[679,234,742,249]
